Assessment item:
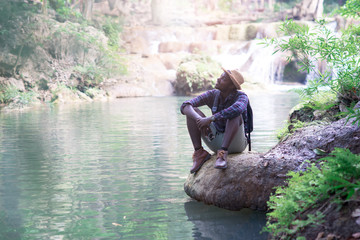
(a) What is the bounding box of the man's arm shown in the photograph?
[182,104,213,130]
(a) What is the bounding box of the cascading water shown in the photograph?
[213,40,286,84]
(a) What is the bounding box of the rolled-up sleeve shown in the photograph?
[180,90,216,114]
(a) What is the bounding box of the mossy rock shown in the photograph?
[246,24,258,40]
[174,55,222,96]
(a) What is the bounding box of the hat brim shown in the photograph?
[222,67,242,90]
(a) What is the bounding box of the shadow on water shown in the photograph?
[184,200,268,240]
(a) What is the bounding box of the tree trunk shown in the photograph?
[268,0,274,11]
[107,0,118,10]
[254,0,258,10]
[293,0,323,20]
[151,0,167,25]
[42,0,47,14]
[82,0,93,20]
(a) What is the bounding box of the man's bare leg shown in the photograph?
[215,115,242,169]
[183,106,211,173]
[186,107,206,150]
[221,115,242,149]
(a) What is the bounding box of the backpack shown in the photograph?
[243,101,253,151]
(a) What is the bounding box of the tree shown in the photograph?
[107,0,118,10]
[42,0,47,14]
[264,0,360,123]
[81,0,93,20]
[151,0,167,25]
[268,0,274,11]
[292,0,324,20]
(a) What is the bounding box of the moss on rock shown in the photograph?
[174,55,222,95]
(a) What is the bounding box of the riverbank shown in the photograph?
[1,1,336,111]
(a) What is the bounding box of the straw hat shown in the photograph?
[221,67,245,90]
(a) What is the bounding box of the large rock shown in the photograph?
[184,152,276,211]
[184,118,360,211]
[174,55,222,95]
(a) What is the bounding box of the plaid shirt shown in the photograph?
[180,89,249,133]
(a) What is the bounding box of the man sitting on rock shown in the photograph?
[180,67,249,173]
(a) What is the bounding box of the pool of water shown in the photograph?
[0,90,299,239]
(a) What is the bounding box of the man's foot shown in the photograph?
[214,150,228,169]
[190,148,211,173]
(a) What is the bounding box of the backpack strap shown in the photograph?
[247,132,251,151]
[212,91,220,113]
[245,101,252,151]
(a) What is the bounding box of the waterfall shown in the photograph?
[213,40,286,84]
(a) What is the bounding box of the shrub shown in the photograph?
[102,17,123,49]
[264,148,360,238]
[175,55,222,95]
[0,85,37,106]
[263,17,360,125]
[0,86,19,104]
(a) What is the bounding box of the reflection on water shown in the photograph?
[185,201,267,240]
[0,90,298,239]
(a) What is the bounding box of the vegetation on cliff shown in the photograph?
[264,148,360,239]
[263,0,360,238]
[0,0,125,108]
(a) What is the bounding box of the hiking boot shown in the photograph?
[190,148,211,173]
[214,150,228,169]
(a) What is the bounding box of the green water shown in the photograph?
[0,91,299,239]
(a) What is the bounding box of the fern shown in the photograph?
[264,148,360,238]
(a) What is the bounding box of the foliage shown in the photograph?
[218,0,233,12]
[73,64,106,87]
[102,17,123,49]
[15,90,37,106]
[0,1,126,101]
[0,85,36,106]
[56,6,83,23]
[0,86,19,104]
[264,148,360,238]
[50,83,75,102]
[340,103,360,126]
[273,0,301,12]
[0,1,40,76]
[0,1,37,35]
[276,119,304,140]
[85,87,104,99]
[53,21,126,87]
[276,119,323,141]
[338,0,360,18]
[292,89,338,111]
[44,0,84,22]
[263,17,360,125]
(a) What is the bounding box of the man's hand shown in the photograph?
[196,116,212,130]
